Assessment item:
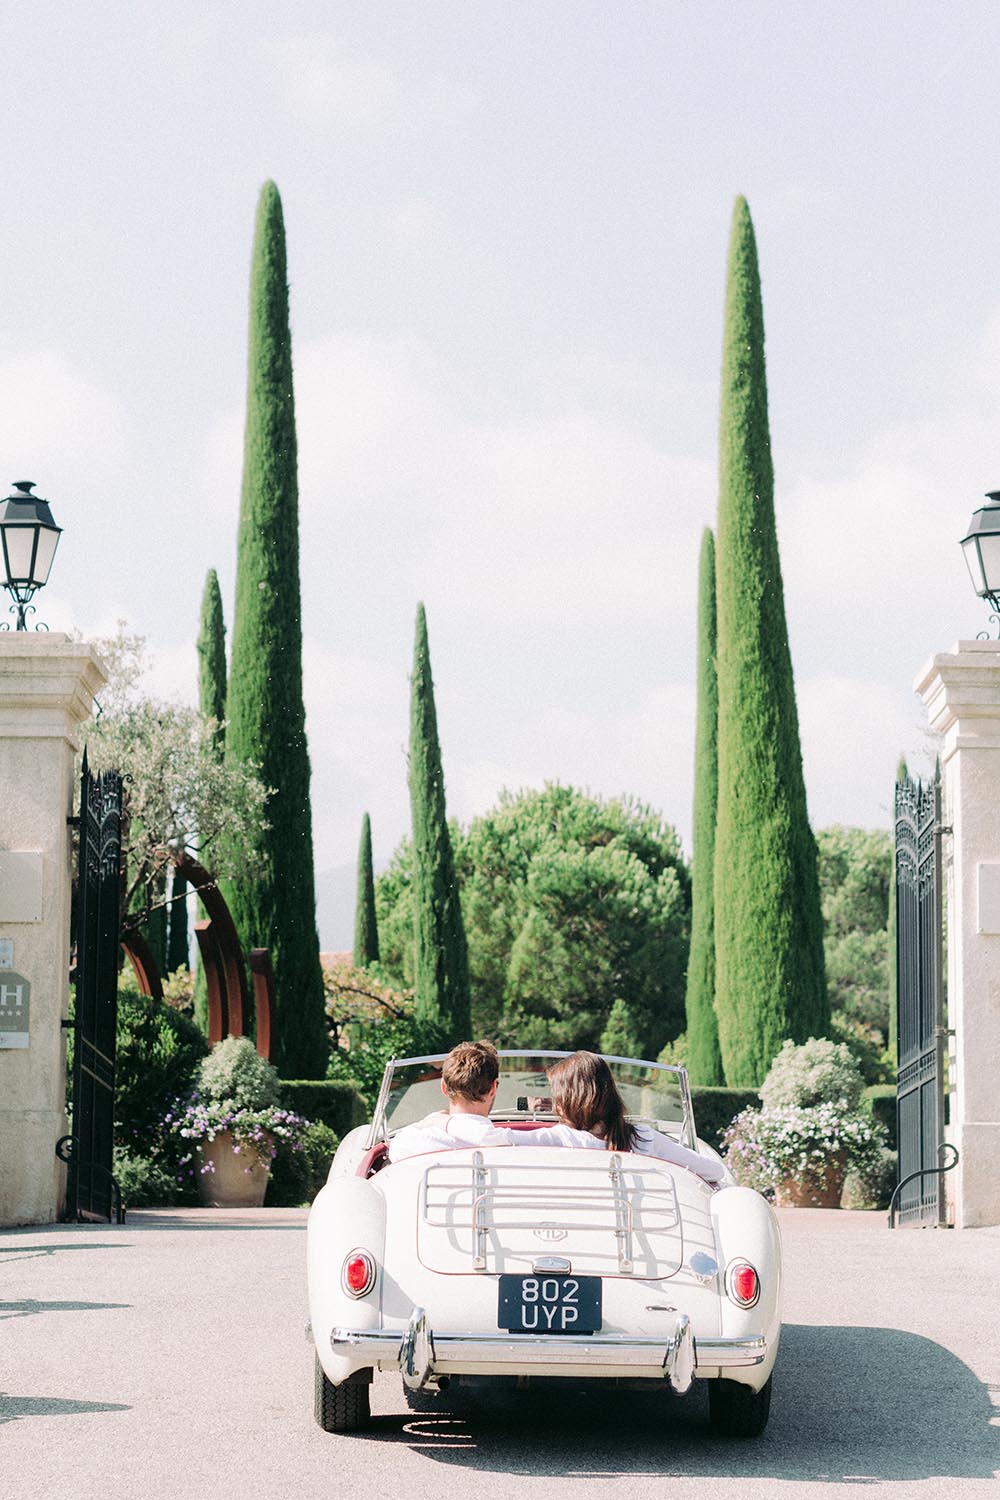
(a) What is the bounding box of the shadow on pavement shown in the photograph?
[0,1299,131,1320]
[0,1243,130,1262]
[0,1395,132,1425]
[358,1323,999,1482]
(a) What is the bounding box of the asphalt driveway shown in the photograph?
[2,1206,998,1500]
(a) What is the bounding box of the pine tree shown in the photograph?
[224,180,327,1077]
[409,603,471,1044]
[888,754,908,1069]
[354,812,380,967]
[600,997,641,1058]
[713,196,828,1085]
[684,527,724,1084]
[193,567,228,1033]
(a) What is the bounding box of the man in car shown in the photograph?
[387,1040,518,1161]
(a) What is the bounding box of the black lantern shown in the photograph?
[0,481,62,630]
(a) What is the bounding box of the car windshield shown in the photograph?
[366,1051,696,1150]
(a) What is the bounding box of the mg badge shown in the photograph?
[533,1224,568,1243]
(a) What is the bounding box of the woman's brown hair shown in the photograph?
[547,1052,639,1153]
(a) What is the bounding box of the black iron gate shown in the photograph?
[893,772,947,1226]
[59,750,125,1222]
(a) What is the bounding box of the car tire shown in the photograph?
[314,1355,371,1433]
[708,1374,772,1438]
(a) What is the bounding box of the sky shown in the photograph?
[3,4,999,946]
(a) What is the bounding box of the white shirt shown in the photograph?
[387,1111,722,1181]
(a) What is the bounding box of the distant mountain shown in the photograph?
[314,864,357,953]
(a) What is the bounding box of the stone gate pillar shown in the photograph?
[0,635,106,1227]
[917,640,1000,1229]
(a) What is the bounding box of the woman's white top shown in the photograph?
[388,1110,723,1181]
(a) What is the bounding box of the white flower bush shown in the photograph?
[171,1037,308,1174]
[722,1038,889,1202]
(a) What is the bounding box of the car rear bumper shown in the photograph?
[329,1308,768,1394]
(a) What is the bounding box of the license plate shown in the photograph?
[497,1274,602,1334]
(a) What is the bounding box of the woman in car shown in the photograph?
[545,1051,724,1183]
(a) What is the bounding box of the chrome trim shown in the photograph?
[400,1306,435,1391]
[607,1153,634,1273]
[340,1249,376,1299]
[688,1251,719,1284]
[531,1256,572,1273]
[724,1257,761,1310]
[330,1316,767,1378]
[471,1151,488,1270]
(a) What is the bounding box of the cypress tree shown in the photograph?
[224,180,327,1077]
[193,567,228,1032]
[166,867,189,975]
[888,754,908,1069]
[409,603,471,1044]
[713,196,828,1085]
[684,527,724,1084]
[354,812,380,967]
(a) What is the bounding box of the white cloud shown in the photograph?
[269,34,399,136]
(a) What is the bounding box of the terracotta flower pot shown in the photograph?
[775,1157,846,1209]
[196,1128,273,1208]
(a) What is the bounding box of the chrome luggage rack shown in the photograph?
[421,1150,679,1274]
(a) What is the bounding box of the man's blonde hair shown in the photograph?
[442,1040,499,1101]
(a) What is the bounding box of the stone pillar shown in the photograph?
[916,640,1000,1229]
[0,635,106,1227]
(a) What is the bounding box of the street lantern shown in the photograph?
[0,481,62,630]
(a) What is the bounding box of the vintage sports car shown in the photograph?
[307,1051,781,1438]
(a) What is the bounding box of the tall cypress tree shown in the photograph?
[713,196,828,1085]
[224,180,327,1077]
[684,527,724,1084]
[409,603,471,1043]
[166,867,189,975]
[888,754,908,1069]
[354,812,380,967]
[193,568,228,1031]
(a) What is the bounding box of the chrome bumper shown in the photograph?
[330,1308,768,1395]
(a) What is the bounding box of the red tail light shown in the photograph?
[342,1250,376,1298]
[727,1261,760,1308]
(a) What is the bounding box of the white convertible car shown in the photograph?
[307,1052,781,1438]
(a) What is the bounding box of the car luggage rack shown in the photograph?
[421,1150,679,1274]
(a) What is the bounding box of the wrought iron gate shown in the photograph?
[60,750,125,1222]
[893,772,947,1226]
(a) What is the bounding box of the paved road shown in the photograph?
[2,1206,998,1500]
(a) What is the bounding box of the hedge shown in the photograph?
[691,1086,759,1151]
[280,1079,368,1137]
[863,1084,897,1152]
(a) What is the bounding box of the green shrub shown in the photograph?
[691,1086,759,1151]
[112,990,209,1156]
[760,1037,865,1111]
[326,1013,443,1104]
[842,1148,897,1210]
[267,1121,340,1206]
[197,1036,281,1110]
[863,1084,897,1152]
[113,1148,181,1209]
[280,1080,368,1136]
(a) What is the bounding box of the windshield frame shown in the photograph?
[365,1050,697,1151]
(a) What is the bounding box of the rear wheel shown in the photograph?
[314,1355,371,1433]
[708,1374,772,1438]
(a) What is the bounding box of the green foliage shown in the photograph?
[195,568,227,1031]
[600,998,642,1057]
[113,990,209,1152]
[112,1148,180,1209]
[863,1083,897,1152]
[713,195,828,1084]
[817,824,892,1033]
[197,1036,281,1111]
[759,1037,865,1112]
[224,180,327,1078]
[280,1078,369,1135]
[657,1033,687,1067]
[166,868,189,975]
[354,812,380,966]
[326,1014,444,1104]
[888,756,907,1067]
[685,526,723,1084]
[841,1148,897,1211]
[723,1100,888,1196]
[689,1086,760,1152]
[266,1121,340,1206]
[377,784,689,1055]
[408,603,471,1044]
[829,1011,893,1087]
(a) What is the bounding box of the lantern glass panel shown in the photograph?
[962,536,987,594]
[978,532,1000,596]
[32,526,60,586]
[2,525,37,584]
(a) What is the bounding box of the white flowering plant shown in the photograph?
[169,1037,310,1175]
[721,1101,888,1197]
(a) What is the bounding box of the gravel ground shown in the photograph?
[2,1205,998,1500]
